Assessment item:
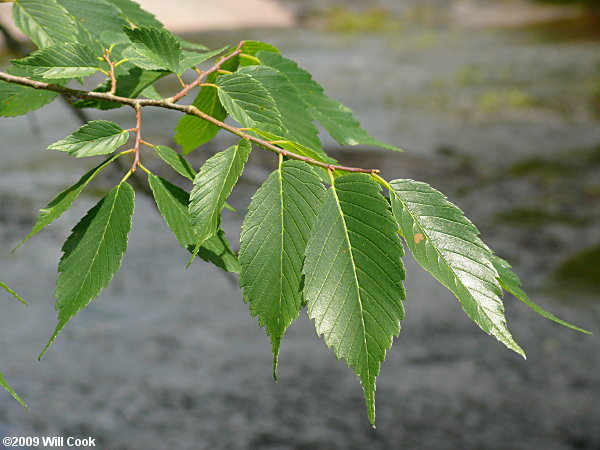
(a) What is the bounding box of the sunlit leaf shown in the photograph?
[304,173,406,426]
[389,179,525,357]
[11,43,100,79]
[48,120,129,157]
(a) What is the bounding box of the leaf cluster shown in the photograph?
[0,0,590,424]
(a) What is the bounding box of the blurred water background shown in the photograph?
[0,0,599,448]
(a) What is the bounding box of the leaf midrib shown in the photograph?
[392,191,506,331]
[60,183,123,305]
[15,1,54,45]
[331,183,371,387]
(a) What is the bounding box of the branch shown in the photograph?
[169,41,245,103]
[0,71,379,175]
[131,104,142,171]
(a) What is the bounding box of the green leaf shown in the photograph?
[40,182,135,358]
[177,38,208,51]
[0,372,27,408]
[73,67,167,110]
[14,155,119,251]
[490,255,591,335]
[154,145,196,181]
[190,140,251,248]
[304,173,406,426]
[241,41,280,56]
[240,161,326,378]
[196,230,241,273]
[179,46,229,71]
[249,129,337,184]
[219,66,321,149]
[239,41,280,66]
[148,174,240,273]
[124,26,183,74]
[12,0,78,48]
[0,80,58,117]
[56,0,129,51]
[389,179,525,357]
[148,174,195,248]
[0,66,67,117]
[139,85,161,100]
[174,48,241,154]
[250,129,334,165]
[216,70,282,133]
[11,43,100,79]
[258,51,401,152]
[175,85,227,154]
[0,286,28,406]
[0,281,27,305]
[48,120,129,158]
[107,0,163,28]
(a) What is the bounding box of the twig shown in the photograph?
[103,49,117,95]
[0,71,379,175]
[168,40,245,103]
[131,104,142,172]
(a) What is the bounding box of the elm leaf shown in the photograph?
[389,179,525,357]
[40,182,135,358]
[240,161,326,378]
[48,120,129,158]
[304,173,406,426]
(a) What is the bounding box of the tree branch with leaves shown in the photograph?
[0,0,590,426]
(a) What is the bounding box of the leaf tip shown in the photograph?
[272,339,280,382]
[39,326,61,361]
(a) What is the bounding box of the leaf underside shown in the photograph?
[41,182,135,358]
[239,161,326,379]
[389,179,525,357]
[304,173,406,426]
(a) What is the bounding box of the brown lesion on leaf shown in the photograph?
[413,233,424,244]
